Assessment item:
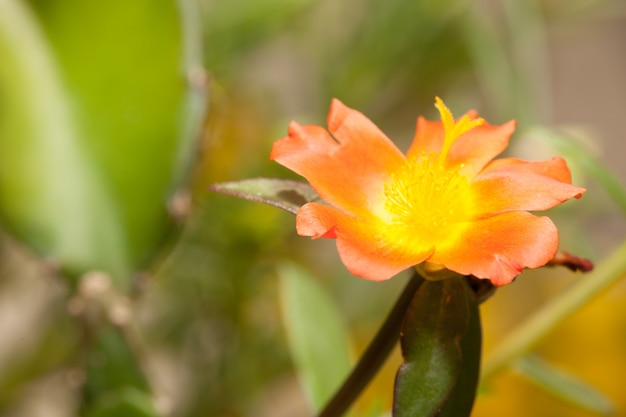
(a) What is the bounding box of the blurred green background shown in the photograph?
[1,0,625,416]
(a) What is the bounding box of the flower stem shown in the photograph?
[317,272,424,417]
[481,240,626,381]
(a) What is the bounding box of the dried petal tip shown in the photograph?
[546,251,594,273]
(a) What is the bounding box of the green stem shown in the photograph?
[481,240,626,381]
[317,272,425,417]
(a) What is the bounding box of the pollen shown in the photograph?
[383,153,475,254]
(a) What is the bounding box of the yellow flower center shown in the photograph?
[381,97,484,255]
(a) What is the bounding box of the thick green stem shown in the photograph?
[317,272,425,417]
[482,240,626,381]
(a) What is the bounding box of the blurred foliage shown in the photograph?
[0,0,203,288]
[277,262,353,414]
[0,0,625,416]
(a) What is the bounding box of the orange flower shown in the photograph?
[270,98,585,286]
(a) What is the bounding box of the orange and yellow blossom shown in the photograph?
[270,98,585,286]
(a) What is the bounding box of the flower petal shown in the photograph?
[326,99,406,178]
[336,232,429,281]
[480,156,573,182]
[430,211,558,286]
[271,100,405,215]
[406,116,446,156]
[296,202,432,281]
[448,120,517,176]
[296,202,339,239]
[471,157,585,217]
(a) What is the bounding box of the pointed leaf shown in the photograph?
[393,276,481,417]
[211,178,320,215]
[277,262,352,413]
[515,355,615,416]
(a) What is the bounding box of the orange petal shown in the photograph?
[480,156,574,182]
[430,211,558,286]
[296,202,339,238]
[296,202,432,281]
[271,100,405,215]
[336,232,430,281]
[406,116,446,157]
[326,99,406,177]
[472,157,586,217]
[448,120,517,176]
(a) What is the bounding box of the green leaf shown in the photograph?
[210,178,320,215]
[0,0,205,288]
[277,262,352,413]
[393,276,481,417]
[515,355,615,416]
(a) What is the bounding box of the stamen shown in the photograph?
[434,97,485,164]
